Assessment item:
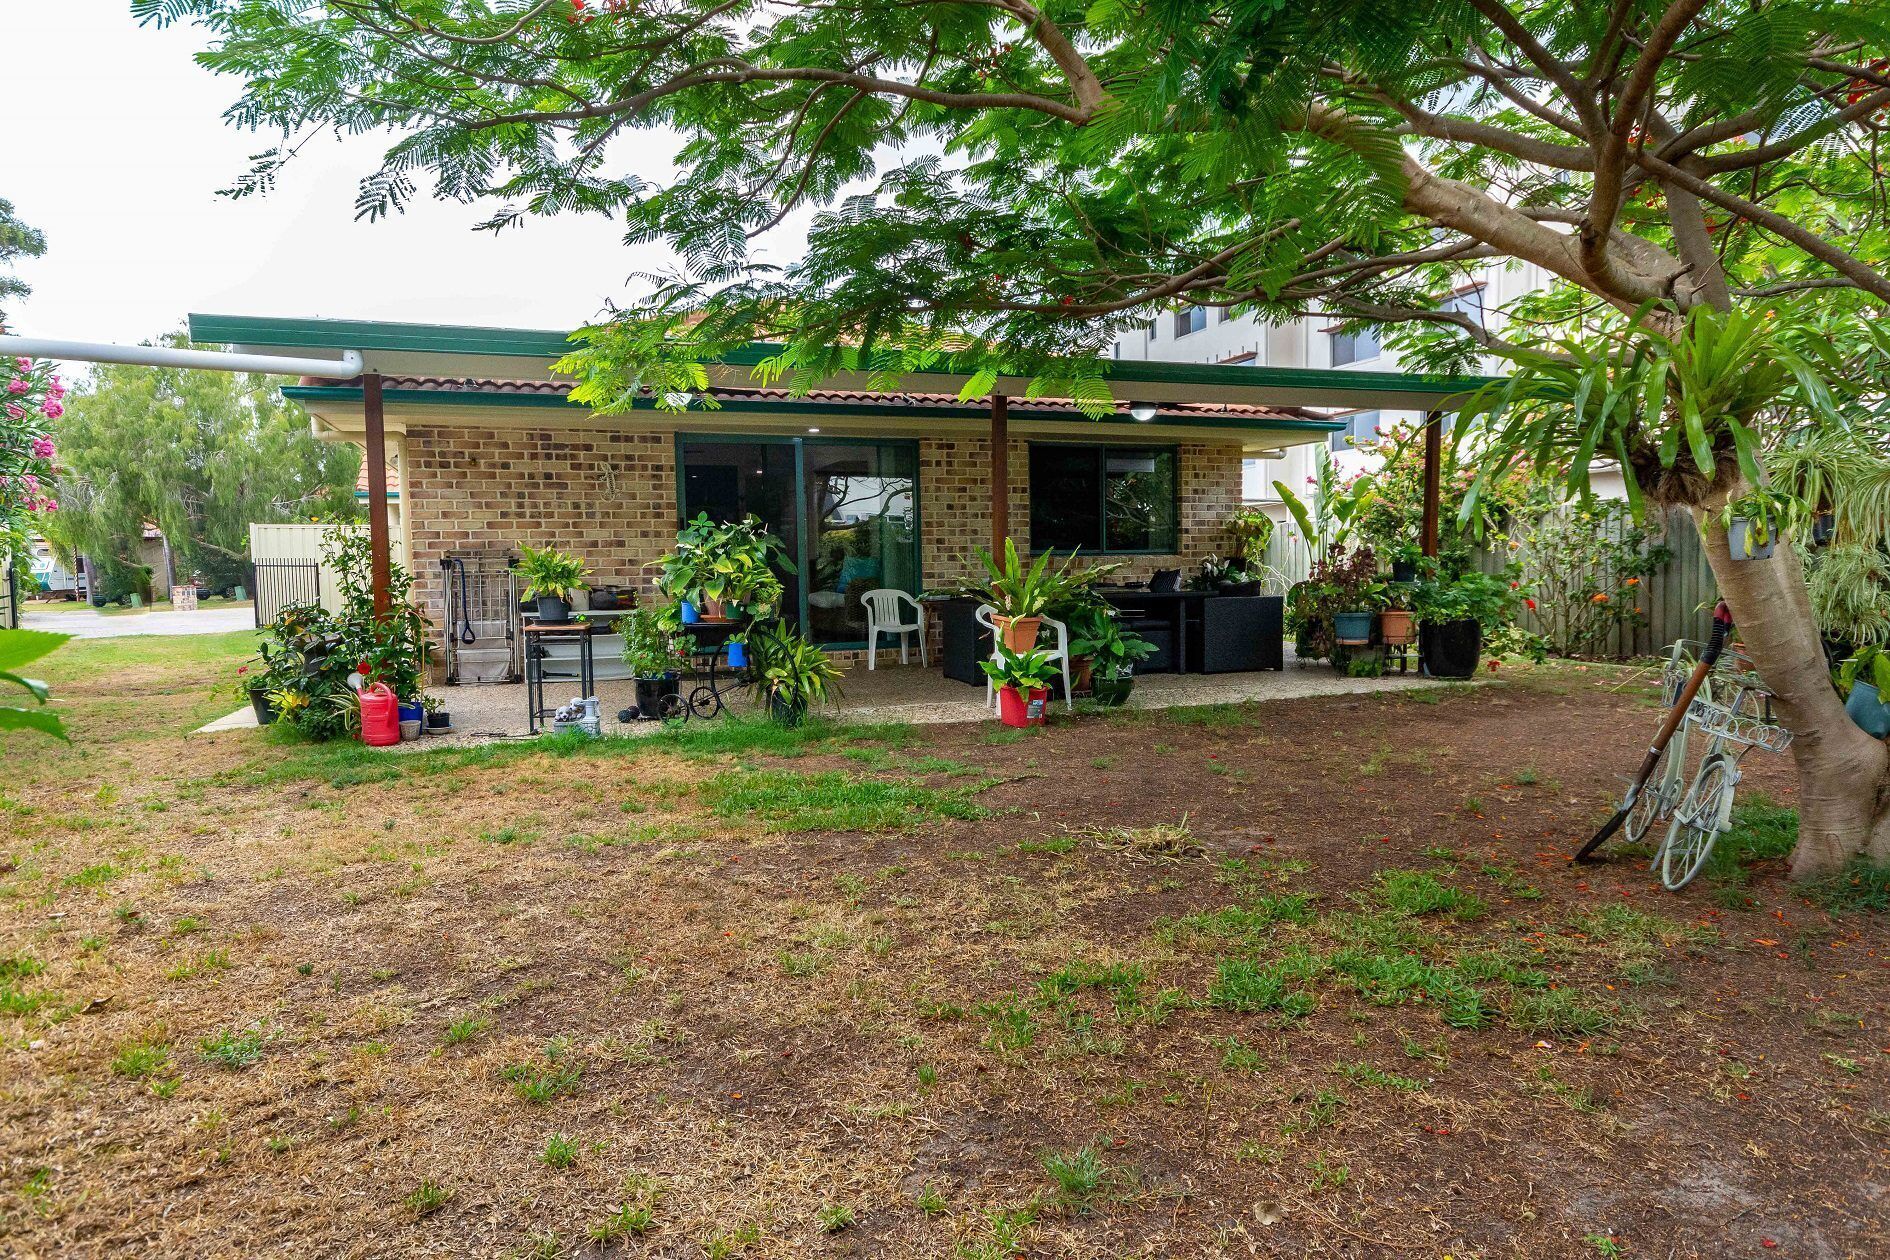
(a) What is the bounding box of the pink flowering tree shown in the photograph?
[2,355,61,578]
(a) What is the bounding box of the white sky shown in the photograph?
[0,0,777,358]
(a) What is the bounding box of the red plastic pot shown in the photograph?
[997,684,1049,728]
[359,682,400,747]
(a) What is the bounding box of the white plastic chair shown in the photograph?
[975,603,1074,713]
[861,588,928,669]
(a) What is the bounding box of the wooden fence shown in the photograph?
[1261,504,1720,660]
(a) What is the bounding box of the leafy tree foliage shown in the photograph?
[41,333,359,595]
[0,197,46,328]
[141,0,1890,871]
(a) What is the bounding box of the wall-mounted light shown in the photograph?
[807,426,821,434]
[1128,402,1159,422]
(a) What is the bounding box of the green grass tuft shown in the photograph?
[699,769,989,832]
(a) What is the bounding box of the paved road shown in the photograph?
[22,605,256,639]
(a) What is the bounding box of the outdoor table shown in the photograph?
[523,621,595,735]
[1096,588,1207,674]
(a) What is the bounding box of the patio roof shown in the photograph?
[189,313,1501,412]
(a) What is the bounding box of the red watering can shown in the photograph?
[359,681,400,747]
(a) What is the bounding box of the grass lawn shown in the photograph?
[2,635,1887,1257]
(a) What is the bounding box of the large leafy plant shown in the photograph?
[0,629,69,741]
[963,539,1092,621]
[1285,545,1384,663]
[980,644,1061,693]
[657,513,793,617]
[515,545,590,601]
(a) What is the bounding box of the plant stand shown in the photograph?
[523,621,595,736]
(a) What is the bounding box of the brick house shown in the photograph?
[191,315,1483,657]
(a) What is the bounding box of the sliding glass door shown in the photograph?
[676,435,919,646]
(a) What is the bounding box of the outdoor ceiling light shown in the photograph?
[807,426,821,433]
[1128,401,1160,422]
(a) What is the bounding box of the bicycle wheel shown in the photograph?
[688,684,722,719]
[1661,755,1732,891]
[655,692,688,722]
[1625,742,1672,850]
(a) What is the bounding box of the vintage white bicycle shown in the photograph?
[1621,638,1793,891]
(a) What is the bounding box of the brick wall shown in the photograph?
[401,422,1244,660]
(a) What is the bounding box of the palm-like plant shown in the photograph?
[748,623,842,716]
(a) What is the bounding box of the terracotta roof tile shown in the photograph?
[374,376,1317,423]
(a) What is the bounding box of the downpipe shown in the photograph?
[0,335,365,380]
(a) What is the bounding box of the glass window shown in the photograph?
[1439,285,1487,329]
[1330,410,1383,452]
[802,442,918,645]
[1174,307,1208,337]
[1330,325,1381,366]
[1029,445,1178,554]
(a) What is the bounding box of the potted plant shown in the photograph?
[657,514,793,622]
[981,644,1061,727]
[516,545,590,623]
[966,539,1088,653]
[421,693,452,734]
[1409,564,1525,679]
[748,623,842,726]
[1840,646,1890,739]
[621,606,691,719]
[1225,506,1275,573]
[1286,545,1383,666]
[1088,620,1155,707]
[1379,582,1417,648]
[1388,542,1423,584]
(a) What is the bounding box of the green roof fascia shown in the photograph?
[281,383,1346,432]
[198,314,1496,406]
[189,313,576,358]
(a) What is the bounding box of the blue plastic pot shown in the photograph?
[398,701,425,725]
[680,599,700,624]
[1333,611,1376,645]
[726,640,747,668]
[1846,680,1890,739]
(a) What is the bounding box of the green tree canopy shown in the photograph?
[0,196,46,329]
[42,333,360,595]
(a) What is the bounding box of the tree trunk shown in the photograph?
[1695,512,1890,878]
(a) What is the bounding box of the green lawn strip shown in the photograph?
[698,767,991,832]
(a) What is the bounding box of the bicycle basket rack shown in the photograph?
[1685,695,1794,754]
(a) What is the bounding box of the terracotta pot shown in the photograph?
[1379,610,1416,647]
[696,597,731,623]
[1072,656,1095,696]
[993,614,1042,653]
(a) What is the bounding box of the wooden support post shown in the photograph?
[990,393,1010,556]
[1420,408,1443,559]
[363,372,393,616]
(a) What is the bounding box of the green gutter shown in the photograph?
[282,384,1347,432]
[189,313,575,359]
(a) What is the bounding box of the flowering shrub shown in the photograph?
[1511,500,1670,657]
[2,356,61,573]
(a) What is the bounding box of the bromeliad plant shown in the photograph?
[657,513,792,619]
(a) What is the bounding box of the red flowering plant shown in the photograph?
[1509,498,1670,658]
[2,356,62,579]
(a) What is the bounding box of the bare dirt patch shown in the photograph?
[3,644,1886,1259]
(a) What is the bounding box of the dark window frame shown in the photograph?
[1173,306,1208,337]
[1028,442,1181,557]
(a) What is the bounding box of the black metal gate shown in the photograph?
[251,561,322,627]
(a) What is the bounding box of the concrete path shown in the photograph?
[22,605,256,639]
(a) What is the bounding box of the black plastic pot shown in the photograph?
[248,686,278,726]
[1420,618,1482,679]
[1221,580,1264,597]
[536,595,570,624]
[770,694,807,727]
[426,711,451,731]
[1391,560,1418,583]
[632,673,681,718]
[1091,671,1134,707]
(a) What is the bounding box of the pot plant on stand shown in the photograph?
[657,513,793,623]
[981,644,1061,728]
[516,545,590,624]
[1409,564,1526,679]
[967,538,1088,652]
